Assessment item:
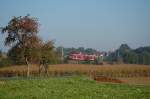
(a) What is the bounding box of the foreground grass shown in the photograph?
[0,76,150,99]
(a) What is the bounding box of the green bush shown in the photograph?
[0,58,13,67]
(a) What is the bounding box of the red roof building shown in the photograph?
[68,52,97,61]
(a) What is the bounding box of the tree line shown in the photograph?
[107,44,150,65]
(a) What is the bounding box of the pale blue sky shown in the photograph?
[0,0,150,51]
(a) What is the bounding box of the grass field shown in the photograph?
[0,76,150,99]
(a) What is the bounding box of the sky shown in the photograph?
[0,0,150,51]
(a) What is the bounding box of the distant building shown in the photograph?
[68,51,98,61]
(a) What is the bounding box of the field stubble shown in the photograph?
[1,64,150,85]
[0,64,150,77]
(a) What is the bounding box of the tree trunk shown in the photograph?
[39,64,42,76]
[25,58,30,77]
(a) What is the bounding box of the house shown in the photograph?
[68,51,97,61]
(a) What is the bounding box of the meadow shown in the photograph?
[0,76,150,99]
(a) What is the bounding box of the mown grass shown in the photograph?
[0,76,150,99]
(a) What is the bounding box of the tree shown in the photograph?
[1,15,41,77]
[140,51,150,65]
[85,48,97,55]
[0,50,2,59]
[38,41,59,76]
[7,45,25,65]
[126,51,138,64]
[77,47,85,53]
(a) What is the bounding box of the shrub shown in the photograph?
[0,58,13,67]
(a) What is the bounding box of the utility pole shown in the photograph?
[61,46,64,63]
